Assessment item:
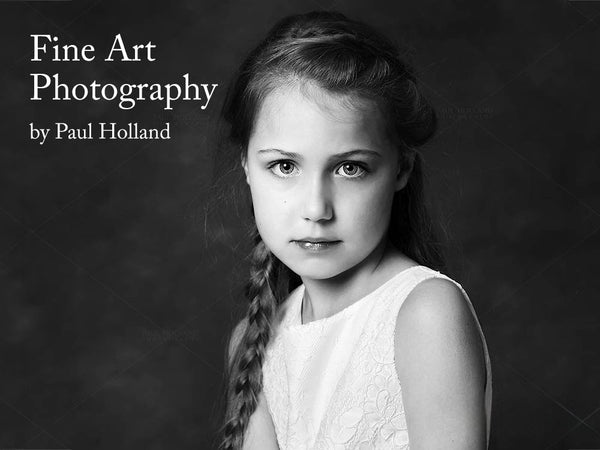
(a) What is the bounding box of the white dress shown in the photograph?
[261,265,493,449]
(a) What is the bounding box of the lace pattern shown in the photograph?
[262,266,492,449]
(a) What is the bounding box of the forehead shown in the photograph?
[249,82,392,153]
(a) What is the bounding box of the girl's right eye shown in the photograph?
[268,160,298,177]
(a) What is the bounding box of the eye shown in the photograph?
[335,162,367,178]
[268,160,299,177]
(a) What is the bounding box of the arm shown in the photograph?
[227,319,280,450]
[394,278,487,450]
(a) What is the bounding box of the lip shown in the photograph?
[292,238,341,252]
[293,237,340,243]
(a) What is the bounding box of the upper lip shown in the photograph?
[293,237,340,243]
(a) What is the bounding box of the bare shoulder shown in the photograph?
[226,318,280,449]
[394,276,485,377]
[396,277,477,335]
[393,276,487,449]
[243,389,279,449]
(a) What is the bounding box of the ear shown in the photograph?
[240,154,249,185]
[395,150,415,192]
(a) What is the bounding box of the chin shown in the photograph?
[280,255,353,281]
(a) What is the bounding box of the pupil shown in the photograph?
[345,164,356,175]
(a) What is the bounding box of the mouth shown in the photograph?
[291,239,342,251]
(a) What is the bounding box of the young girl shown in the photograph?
[218,10,492,450]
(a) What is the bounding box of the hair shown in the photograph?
[217,10,447,449]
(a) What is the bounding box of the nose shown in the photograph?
[301,173,333,222]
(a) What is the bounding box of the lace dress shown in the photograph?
[262,265,493,449]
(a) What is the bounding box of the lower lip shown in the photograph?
[293,240,341,252]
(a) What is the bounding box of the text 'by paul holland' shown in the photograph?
[30,122,171,145]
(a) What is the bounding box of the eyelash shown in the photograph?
[267,160,369,179]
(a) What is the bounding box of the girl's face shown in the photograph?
[243,83,412,281]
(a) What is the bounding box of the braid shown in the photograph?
[219,227,291,449]
[217,10,447,448]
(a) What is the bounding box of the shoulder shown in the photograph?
[393,275,487,447]
[398,277,472,321]
[394,275,484,374]
[395,275,480,340]
[227,319,280,449]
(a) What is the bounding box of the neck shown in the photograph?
[300,238,408,324]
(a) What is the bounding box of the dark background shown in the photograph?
[1,0,599,449]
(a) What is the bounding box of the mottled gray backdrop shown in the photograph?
[1,0,599,449]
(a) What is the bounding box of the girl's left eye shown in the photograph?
[268,160,299,177]
[335,162,367,178]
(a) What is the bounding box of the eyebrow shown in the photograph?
[256,148,382,161]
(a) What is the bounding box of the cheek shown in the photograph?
[248,178,290,238]
[338,180,395,232]
[251,179,284,212]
